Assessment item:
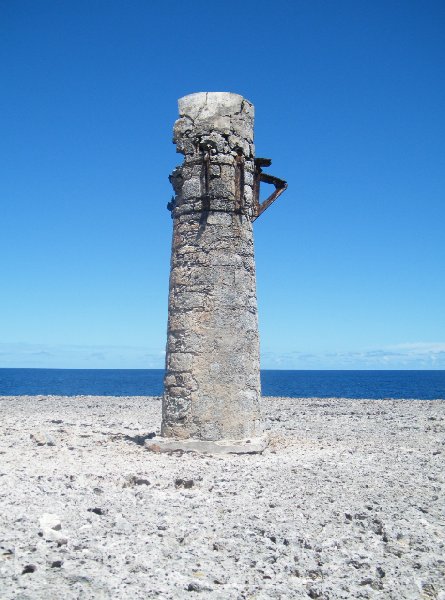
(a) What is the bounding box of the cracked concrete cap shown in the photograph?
[178,92,254,123]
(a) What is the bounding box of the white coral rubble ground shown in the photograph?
[0,395,444,599]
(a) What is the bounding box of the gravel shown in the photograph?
[0,395,444,599]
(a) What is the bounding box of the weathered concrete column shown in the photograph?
[148,92,286,454]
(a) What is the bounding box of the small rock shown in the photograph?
[186,581,205,592]
[175,478,194,489]
[43,530,68,545]
[30,432,55,446]
[38,513,67,545]
[376,566,386,578]
[50,560,63,568]
[22,564,37,574]
[371,518,384,535]
[1,545,14,559]
[88,507,106,516]
[39,513,61,531]
[132,477,150,486]
[124,475,150,487]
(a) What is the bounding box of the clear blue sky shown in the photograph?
[1,0,444,369]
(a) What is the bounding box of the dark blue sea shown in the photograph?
[0,369,443,399]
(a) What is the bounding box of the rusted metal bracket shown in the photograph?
[234,151,245,213]
[252,157,287,221]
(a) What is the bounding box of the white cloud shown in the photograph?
[0,343,165,369]
[261,342,445,370]
[1,341,444,370]
[388,342,445,354]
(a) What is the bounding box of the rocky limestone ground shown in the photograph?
[0,395,444,600]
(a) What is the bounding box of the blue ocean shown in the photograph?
[0,369,443,399]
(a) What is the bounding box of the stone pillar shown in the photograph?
[147,92,286,454]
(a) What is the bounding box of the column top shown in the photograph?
[174,92,255,153]
[178,92,254,123]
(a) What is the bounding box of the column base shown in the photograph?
[145,435,268,455]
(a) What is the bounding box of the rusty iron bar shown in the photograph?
[234,152,245,213]
[252,157,287,221]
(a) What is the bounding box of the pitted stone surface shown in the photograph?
[1,395,444,599]
[162,92,262,441]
